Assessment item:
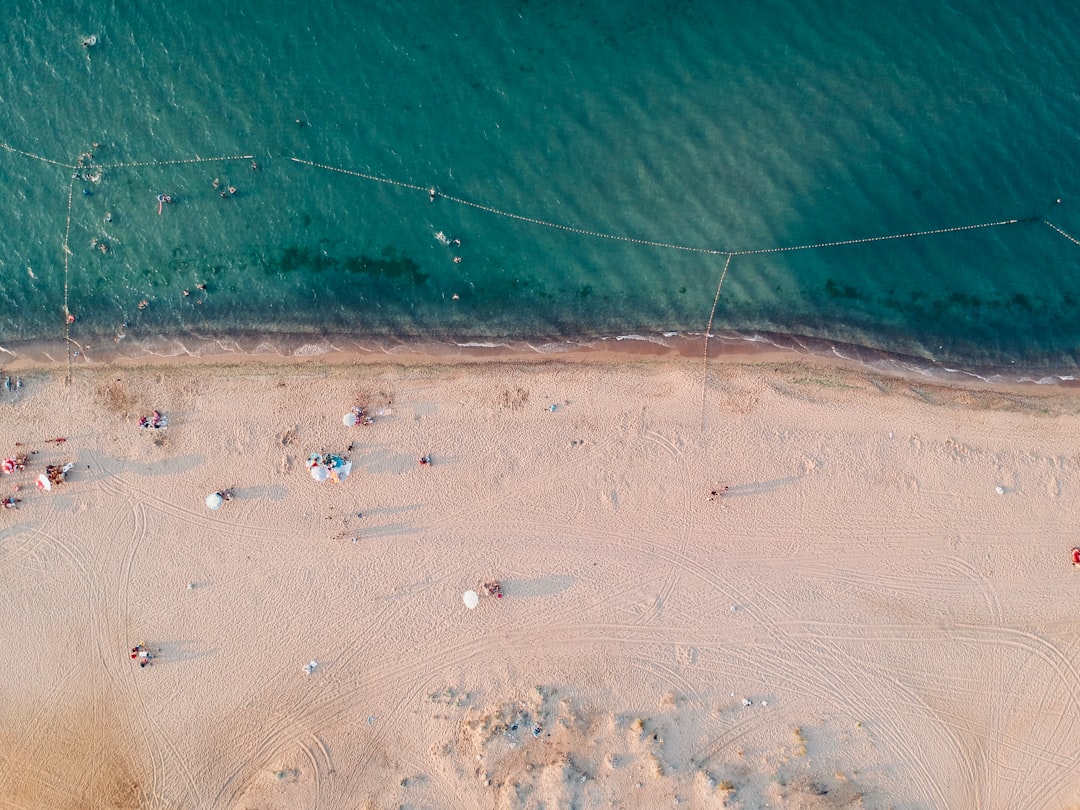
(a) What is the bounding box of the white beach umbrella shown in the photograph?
[462,590,480,610]
[342,412,358,427]
[310,464,330,482]
[36,473,51,491]
[205,492,224,510]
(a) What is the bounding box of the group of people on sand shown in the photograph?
[130,643,153,668]
[2,454,27,509]
[40,463,74,489]
[350,406,374,427]
[2,453,27,475]
[0,453,75,506]
[139,410,168,429]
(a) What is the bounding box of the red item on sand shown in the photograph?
[1072,548,1080,567]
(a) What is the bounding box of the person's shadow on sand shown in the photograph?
[142,640,216,666]
[723,474,803,497]
[90,452,206,478]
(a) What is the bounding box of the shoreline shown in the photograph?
[3,326,1079,394]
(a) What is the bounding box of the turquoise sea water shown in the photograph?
[1,0,1079,374]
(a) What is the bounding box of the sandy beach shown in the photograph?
[2,354,1080,809]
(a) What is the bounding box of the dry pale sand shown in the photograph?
[2,356,1080,809]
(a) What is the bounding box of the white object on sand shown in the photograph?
[995,486,1006,495]
[205,492,224,510]
[310,464,330,482]
[343,412,358,427]
[331,460,352,484]
[303,660,318,675]
[463,590,479,610]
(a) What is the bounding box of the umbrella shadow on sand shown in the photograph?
[94,453,206,478]
[502,574,575,599]
[0,521,42,544]
[230,485,289,502]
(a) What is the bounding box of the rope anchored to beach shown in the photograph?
[701,254,734,431]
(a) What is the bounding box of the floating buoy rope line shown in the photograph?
[61,174,76,385]
[290,157,730,255]
[701,254,732,433]
[1044,219,1080,247]
[0,142,1075,402]
[0,142,255,384]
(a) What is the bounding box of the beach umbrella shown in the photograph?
[2,458,15,475]
[310,464,330,482]
[342,412,358,427]
[36,473,51,491]
[463,590,479,610]
[330,459,352,484]
[205,492,224,510]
